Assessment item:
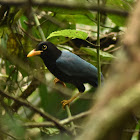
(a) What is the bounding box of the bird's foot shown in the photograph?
[61,100,71,109]
[61,93,81,109]
[54,78,66,87]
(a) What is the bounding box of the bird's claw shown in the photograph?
[54,78,66,87]
[61,100,70,109]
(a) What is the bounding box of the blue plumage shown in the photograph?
[56,50,99,86]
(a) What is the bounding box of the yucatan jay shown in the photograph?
[27,41,104,108]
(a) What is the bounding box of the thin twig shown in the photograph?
[19,26,41,42]
[124,129,140,133]
[66,105,77,135]
[96,0,101,86]
[35,10,67,28]
[32,8,46,41]
[23,110,91,128]
[0,129,19,140]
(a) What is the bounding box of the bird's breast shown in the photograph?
[44,61,68,81]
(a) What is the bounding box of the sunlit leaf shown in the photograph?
[0,73,8,77]
[47,29,88,40]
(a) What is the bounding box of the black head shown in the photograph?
[27,41,61,61]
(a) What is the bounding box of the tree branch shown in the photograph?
[11,78,40,111]
[0,0,129,16]
[0,89,73,136]
[23,110,91,128]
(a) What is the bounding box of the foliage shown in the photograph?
[0,0,137,140]
[47,29,88,40]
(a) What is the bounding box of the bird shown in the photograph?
[27,41,104,108]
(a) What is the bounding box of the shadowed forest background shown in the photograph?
[0,0,140,140]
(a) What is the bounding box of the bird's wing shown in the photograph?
[56,51,98,79]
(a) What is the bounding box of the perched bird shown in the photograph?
[27,41,104,108]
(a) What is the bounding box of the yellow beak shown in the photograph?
[27,49,43,57]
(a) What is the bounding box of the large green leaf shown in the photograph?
[80,47,115,61]
[39,82,66,119]
[106,0,132,26]
[39,84,48,112]
[47,29,88,40]
[59,14,96,26]
[107,15,126,27]
[43,6,96,26]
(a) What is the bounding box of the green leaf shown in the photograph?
[0,73,8,77]
[47,29,88,40]
[42,89,66,119]
[39,84,48,111]
[107,0,132,10]
[80,47,115,61]
[106,0,132,26]
[108,15,126,27]
[43,7,96,26]
[19,15,28,30]
[3,114,25,138]
[70,14,95,26]
[55,13,96,26]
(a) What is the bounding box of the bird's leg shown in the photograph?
[53,78,66,87]
[61,92,81,109]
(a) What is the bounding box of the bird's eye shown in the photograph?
[42,45,47,50]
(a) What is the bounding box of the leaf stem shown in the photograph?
[66,105,77,136]
[32,9,46,41]
[96,0,101,86]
